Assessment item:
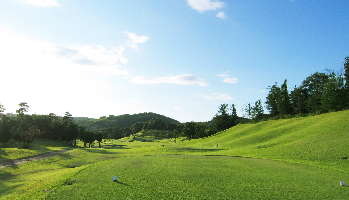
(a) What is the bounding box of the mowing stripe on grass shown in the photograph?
[47,155,349,199]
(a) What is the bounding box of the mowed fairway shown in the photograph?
[46,155,349,199]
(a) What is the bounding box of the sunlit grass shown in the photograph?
[1,110,349,199]
[0,139,72,161]
[46,155,349,199]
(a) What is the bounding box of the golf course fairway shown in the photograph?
[46,155,349,199]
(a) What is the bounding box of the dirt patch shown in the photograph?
[0,148,74,170]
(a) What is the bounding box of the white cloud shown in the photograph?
[22,0,59,7]
[217,74,229,77]
[216,11,225,19]
[130,74,210,86]
[126,32,149,50]
[172,107,181,111]
[217,74,238,84]
[54,45,128,65]
[259,90,267,93]
[200,93,234,101]
[223,77,238,84]
[187,0,224,12]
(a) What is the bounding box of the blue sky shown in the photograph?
[1,0,348,122]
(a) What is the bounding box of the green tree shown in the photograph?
[244,103,253,119]
[265,83,281,116]
[277,79,292,116]
[252,99,264,120]
[321,70,346,112]
[212,104,234,132]
[0,104,5,120]
[131,122,147,134]
[343,56,349,109]
[290,86,308,114]
[344,56,349,89]
[195,122,207,138]
[16,102,30,116]
[148,118,166,130]
[182,122,197,141]
[0,115,16,145]
[61,112,79,145]
[301,72,329,113]
[95,132,103,148]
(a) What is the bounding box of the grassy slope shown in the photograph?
[1,110,349,199]
[186,110,349,171]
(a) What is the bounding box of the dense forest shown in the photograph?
[73,112,180,130]
[0,56,348,147]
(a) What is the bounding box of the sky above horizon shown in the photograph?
[1,0,348,122]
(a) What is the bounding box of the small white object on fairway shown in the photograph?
[113,176,117,182]
[340,181,345,186]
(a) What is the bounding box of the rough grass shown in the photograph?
[0,139,72,161]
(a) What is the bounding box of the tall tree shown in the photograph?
[244,103,253,119]
[230,104,239,124]
[252,99,264,120]
[0,115,16,145]
[290,86,308,114]
[212,104,234,132]
[301,72,329,113]
[344,56,349,89]
[16,102,29,116]
[0,104,5,119]
[321,70,346,112]
[182,121,197,141]
[265,83,281,116]
[277,79,292,116]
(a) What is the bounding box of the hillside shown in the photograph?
[73,112,180,130]
[187,110,349,172]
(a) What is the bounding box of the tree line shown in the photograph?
[179,56,349,141]
[264,56,349,118]
[1,57,348,145]
[0,103,103,148]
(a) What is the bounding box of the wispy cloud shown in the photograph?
[126,32,149,50]
[200,93,234,101]
[217,74,230,77]
[22,0,59,7]
[130,74,210,86]
[53,45,128,65]
[187,0,224,12]
[217,74,238,84]
[223,77,238,84]
[172,107,181,111]
[216,11,225,19]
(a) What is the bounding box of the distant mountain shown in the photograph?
[73,112,180,131]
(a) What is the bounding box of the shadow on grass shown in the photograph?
[0,170,24,197]
[78,148,125,154]
[116,181,130,186]
[169,147,224,153]
[0,148,9,162]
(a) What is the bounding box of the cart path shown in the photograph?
[0,148,74,170]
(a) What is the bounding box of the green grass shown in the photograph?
[0,139,72,161]
[1,110,349,199]
[46,155,349,199]
[186,110,349,171]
